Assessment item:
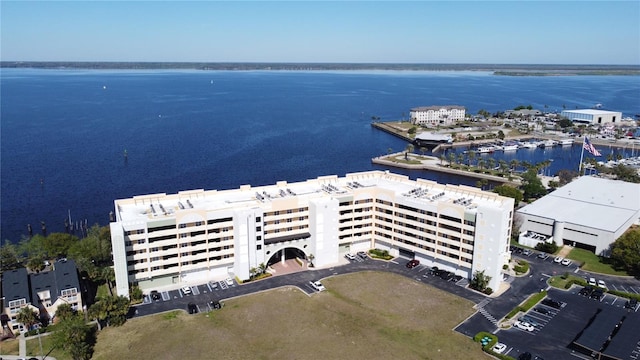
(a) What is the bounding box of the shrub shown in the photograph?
[369,248,393,260]
[484,287,493,295]
[535,242,558,254]
[503,264,508,270]
[513,260,530,274]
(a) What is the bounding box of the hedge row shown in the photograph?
[505,290,547,319]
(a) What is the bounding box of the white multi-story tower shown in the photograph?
[110,171,513,297]
[410,105,466,126]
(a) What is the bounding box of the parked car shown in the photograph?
[534,307,551,315]
[579,286,594,297]
[561,259,572,266]
[541,298,564,309]
[518,352,532,360]
[519,315,538,327]
[187,303,197,314]
[597,280,607,289]
[406,259,420,268]
[357,251,368,259]
[210,300,223,310]
[537,253,548,260]
[522,249,532,256]
[590,288,604,301]
[182,286,192,295]
[150,290,161,301]
[310,281,326,291]
[588,278,597,286]
[492,342,507,354]
[345,253,356,260]
[624,298,638,310]
[225,278,234,286]
[514,321,535,331]
[553,256,563,263]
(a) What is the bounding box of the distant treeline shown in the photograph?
[1,61,639,75]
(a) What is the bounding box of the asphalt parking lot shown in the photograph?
[132,250,640,359]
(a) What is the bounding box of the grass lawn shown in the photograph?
[548,274,585,289]
[567,248,628,276]
[92,271,483,360]
[1,333,69,360]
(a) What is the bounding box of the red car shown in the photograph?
[406,259,420,268]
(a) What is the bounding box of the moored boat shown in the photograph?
[559,138,574,146]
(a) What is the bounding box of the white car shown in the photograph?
[345,253,356,260]
[492,342,507,354]
[588,277,597,286]
[309,281,326,292]
[225,278,234,286]
[561,258,572,266]
[182,286,192,295]
[597,280,607,289]
[553,256,563,263]
[514,320,535,332]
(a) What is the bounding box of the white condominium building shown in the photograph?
[410,105,466,126]
[110,171,514,297]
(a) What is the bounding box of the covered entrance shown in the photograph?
[266,247,309,275]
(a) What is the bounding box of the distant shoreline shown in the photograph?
[2,62,639,75]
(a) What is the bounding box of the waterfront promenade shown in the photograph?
[372,152,521,186]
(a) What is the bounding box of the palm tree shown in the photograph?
[498,160,509,174]
[477,159,486,170]
[17,306,39,332]
[307,253,315,268]
[457,153,465,166]
[468,151,476,167]
[448,152,456,166]
[258,262,267,275]
[249,267,257,279]
[487,158,496,171]
[405,144,414,160]
[510,159,519,173]
[439,155,446,166]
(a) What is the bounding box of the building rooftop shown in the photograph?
[30,259,80,302]
[114,170,512,226]
[562,109,622,115]
[517,176,640,233]
[411,105,465,111]
[2,267,30,304]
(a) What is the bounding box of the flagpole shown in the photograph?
[579,136,585,175]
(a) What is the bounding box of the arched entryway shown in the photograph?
[265,247,309,275]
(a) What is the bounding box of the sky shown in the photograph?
[1,1,639,65]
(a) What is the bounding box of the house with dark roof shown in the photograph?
[2,259,83,332]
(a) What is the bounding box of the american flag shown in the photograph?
[583,136,601,156]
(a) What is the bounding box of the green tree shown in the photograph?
[476,178,489,190]
[0,240,22,272]
[557,169,578,186]
[447,152,456,166]
[408,126,417,135]
[468,151,476,166]
[249,267,257,279]
[129,285,143,303]
[258,262,267,275]
[557,118,573,128]
[497,130,505,140]
[470,270,491,292]
[54,303,76,323]
[51,313,94,360]
[404,143,414,160]
[520,169,546,200]
[493,185,523,204]
[610,229,640,275]
[88,295,130,328]
[44,233,78,259]
[17,306,39,331]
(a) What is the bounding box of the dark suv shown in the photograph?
[624,298,638,310]
[150,290,161,301]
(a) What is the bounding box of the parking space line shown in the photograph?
[207,283,213,292]
[161,291,170,301]
[192,286,200,295]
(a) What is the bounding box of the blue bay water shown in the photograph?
[1,69,639,241]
